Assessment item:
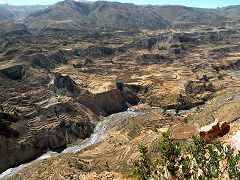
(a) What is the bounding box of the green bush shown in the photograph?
[134,131,240,179]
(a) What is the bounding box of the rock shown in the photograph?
[171,48,181,54]
[84,58,93,66]
[0,101,99,173]
[178,34,198,43]
[232,130,240,151]
[78,89,128,116]
[52,72,80,93]
[185,80,215,95]
[79,46,116,57]
[116,81,141,106]
[20,50,68,69]
[143,54,166,60]
[73,63,82,68]
[200,120,230,142]
[138,54,169,65]
[140,37,158,49]
[0,64,26,80]
[0,112,19,138]
[166,109,177,116]
[122,90,140,106]
[116,80,124,92]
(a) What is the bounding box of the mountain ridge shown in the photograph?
[0,1,239,34]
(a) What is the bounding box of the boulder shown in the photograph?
[0,64,26,80]
[51,72,80,94]
[78,89,128,116]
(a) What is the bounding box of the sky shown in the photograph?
[0,0,239,8]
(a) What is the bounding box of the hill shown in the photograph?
[24,1,238,33]
[0,4,48,21]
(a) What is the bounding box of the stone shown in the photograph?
[0,64,26,80]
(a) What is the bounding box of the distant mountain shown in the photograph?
[0,4,48,21]
[24,1,170,32]
[216,5,240,21]
[0,21,31,37]
[0,6,14,21]
[0,0,240,34]
[150,5,230,28]
[24,1,239,33]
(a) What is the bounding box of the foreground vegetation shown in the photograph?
[134,131,240,180]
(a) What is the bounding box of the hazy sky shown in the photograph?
[0,0,239,8]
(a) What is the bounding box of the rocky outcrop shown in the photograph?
[84,59,94,66]
[0,112,19,138]
[50,72,80,94]
[78,89,128,116]
[31,50,68,69]
[140,37,158,49]
[185,80,215,95]
[138,54,169,65]
[116,81,141,106]
[73,63,82,68]
[17,50,67,69]
[0,101,99,173]
[143,54,166,60]
[200,120,230,143]
[0,64,26,80]
[78,46,116,58]
[178,34,199,43]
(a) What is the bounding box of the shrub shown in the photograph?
[134,131,240,179]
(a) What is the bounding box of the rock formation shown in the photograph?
[0,64,26,80]
[0,101,99,173]
[78,89,128,116]
[51,72,81,94]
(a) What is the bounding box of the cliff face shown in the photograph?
[0,100,99,173]
[79,89,128,116]
[0,67,95,173]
